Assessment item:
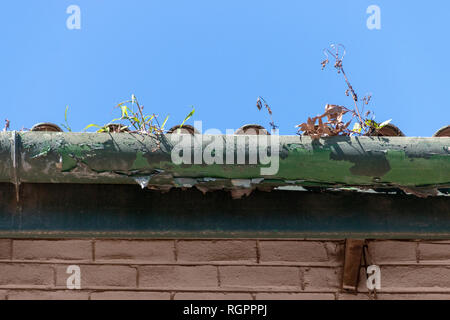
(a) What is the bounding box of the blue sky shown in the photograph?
[0,0,448,136]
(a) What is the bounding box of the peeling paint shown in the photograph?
[251,178,264,184]
[230,188,254,199]
[174,177,197,187]
[60,154,78,172]
[231,179,252,188]
[276,186,308,191]
[21,153,32,172]
[30,146,52,159]
[0,133,447,197]
[134,176,151,189]
[58,144,92,172]
[383,151,450,185]
[131,151,151,170]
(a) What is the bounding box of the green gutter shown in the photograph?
[0,132,449,190]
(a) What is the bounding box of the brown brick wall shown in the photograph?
[0,239,450,300]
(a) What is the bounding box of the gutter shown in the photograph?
[0,132,449,195]
[0,131,449,238]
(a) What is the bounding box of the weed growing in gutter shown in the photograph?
[61,106,72,132]
[296,44,392,139]
[83,94,195,134]
[3,119,10,132]
[256,96,278,132]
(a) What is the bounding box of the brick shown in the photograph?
[368,241,417,264]
[177,240,256,263]
[139,266,218,289]
[13,240,92,261]
[7,290,89,300]
[56,265,137,288]
[220,266,300,289]
[0,240,11,260]
[259,241,329,263]
[419,243,450,262]
[0,264,54,287]
[255,293,335,300]
[337,293,371,300]
[95,240,175,263]
[357,267,370,292]
[324,241,345,264]
[174,292,252,300]
[380,266,450,290]
[340,292,450,300]
[421,240,450,244]
[378,294,450,300]
[91,291,170,300]
[303,267,340,291]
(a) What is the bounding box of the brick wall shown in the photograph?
[1,239,450,300]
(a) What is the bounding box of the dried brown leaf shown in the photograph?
[256,97,262,110]
[264,102,272,115]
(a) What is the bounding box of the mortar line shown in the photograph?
[174,240,178,262]
[256,240,261,264]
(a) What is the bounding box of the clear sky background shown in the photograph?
[0,0,448,136]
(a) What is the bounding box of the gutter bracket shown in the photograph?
[341,239,365,292]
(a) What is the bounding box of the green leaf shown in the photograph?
[63,106,72,132]
[144,115,155,121]
[132,116,140,122]
[161,115,169,130]
[352,123,362,133]
[83,124,103,132]
[64,106,69,122]
[109,117,123,123]
[180,106,195,128]
[114,101,132,109]
[365,119,379,129]
[120,105,129,118]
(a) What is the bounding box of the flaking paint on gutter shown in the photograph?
[0,132,448,194]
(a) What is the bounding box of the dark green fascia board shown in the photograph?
[0,131,448,190]
[0,183,449,239]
